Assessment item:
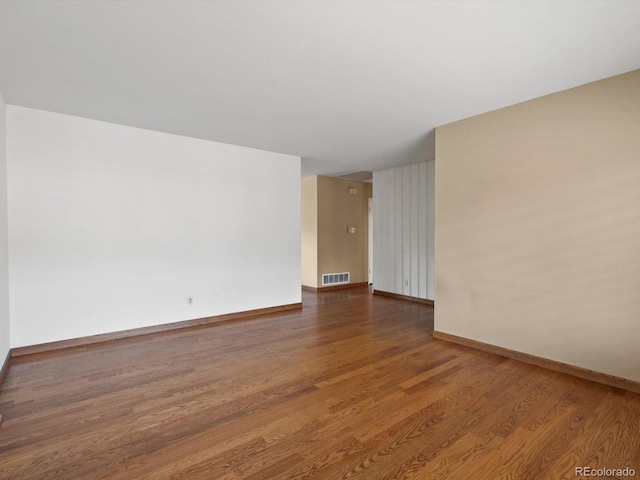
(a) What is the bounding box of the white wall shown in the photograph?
[0,89,9,361]
[373,161,434,300]
[7,106,301,348]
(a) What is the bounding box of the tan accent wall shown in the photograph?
[301,176,318,287]
[301,175,372,288]
[317,176,372,286]
[435,69,640,382]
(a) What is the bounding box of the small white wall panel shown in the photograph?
[410,164,419,297]
[0,89,9,362]
[394,169,403,294]
[373,161,434,301]
[387,169,396,293]
[426,159,435,299]
[373,169,395,294]
[401,166,411,295]
[418,162,428,299]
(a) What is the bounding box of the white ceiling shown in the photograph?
[1,1,639,177]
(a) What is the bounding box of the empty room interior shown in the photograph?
[1,1,640,479]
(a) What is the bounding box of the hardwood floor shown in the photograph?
[1,287,639,479]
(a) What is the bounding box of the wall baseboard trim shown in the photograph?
[433,331,640,395]
[302,282,368,292]
[0,350,8,428]
[373,290,434,306]
[11,302,303,358]
[0,349,10,385]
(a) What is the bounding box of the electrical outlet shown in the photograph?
[404,279,409,286]
[188,297,193,305]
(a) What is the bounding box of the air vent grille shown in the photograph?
[338,171,372,182]
[322,272,350,286]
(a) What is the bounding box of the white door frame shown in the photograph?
[368,197,373,285]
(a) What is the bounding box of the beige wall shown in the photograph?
[301,175,372,288]
[317,176,372,286]
[301,176,318,287]
[435,69,640,382]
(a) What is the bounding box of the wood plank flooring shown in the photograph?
[1,287,639,479]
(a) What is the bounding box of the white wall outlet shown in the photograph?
[188,297,193,305]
